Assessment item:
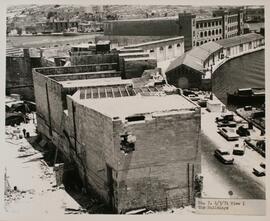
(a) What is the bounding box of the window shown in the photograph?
[219,21,222,25]
[177,43,181,47]
[196,42,199,46]
[204,31,207,37]
[219,29,222,34]
[212,21,214,26]
[120,132,136,154]
[204,23,207,27]
[196,23,199,29]
[216,38,219,41]
[201,41,203,45]
[205,40,207,43]
[216,21,218,26]
[150,49,155,53]
[200,32,203,38]
[209,30,211,36]
[212,30,215,35]
[208,22,210,27]
[216,29,218,35]
[160,46,164,51]
[168,45,172,49]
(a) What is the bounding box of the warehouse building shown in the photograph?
[33,64,201,213]
[165,33,264,90]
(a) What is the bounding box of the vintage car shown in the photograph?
[233,143,245,155]
[214,148,234,164]
[253,166,265,176]
[218,128,239,141]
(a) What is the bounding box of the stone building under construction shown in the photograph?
[33,61,201,213]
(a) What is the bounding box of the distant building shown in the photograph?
[104,8,245,51]
[179,8,244,50]
[36,20,79,33]
[244,7,264,22]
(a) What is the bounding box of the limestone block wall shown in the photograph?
[112,109,201,212]
[70,53,119,66]
[123,58,157,79]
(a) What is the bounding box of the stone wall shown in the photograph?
[104,19,179,36]
[111,108,201,212]
[70,53,119,66]
[123,58,157,79]
[34,63,118,76]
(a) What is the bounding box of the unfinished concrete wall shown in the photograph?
[112,109,201,212]
[123,58,157,79]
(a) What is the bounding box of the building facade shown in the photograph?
[33,64,201,213]
[179,8,244,50]
[123,36,185,62]
[103,8,244,51]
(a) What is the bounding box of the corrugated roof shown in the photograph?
[216,33,263,48]
[166,41,222,73]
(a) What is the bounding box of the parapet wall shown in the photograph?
[34,63,118,76]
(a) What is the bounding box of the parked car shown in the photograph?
[188,94,200,101]
[218,128,239,141]
[236,125,250,136]
[216,112,234,122]
[253,166,265,176]
[217,120,237,128]
[214,148,234,164]
[260,162,265,169]
[233,143,245,155]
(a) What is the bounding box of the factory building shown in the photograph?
[33,64,201,213]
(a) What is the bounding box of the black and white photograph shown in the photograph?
[1,0,268,218]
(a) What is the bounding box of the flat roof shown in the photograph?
[47,70,119,78]
[59,77,132,88]
[105,16,178,23]
[216,33,264,48]
[76,94,196,119]
[196,16,222,22]
[124,57,156,62]
[125,36,184,49]
[119,52,149,57]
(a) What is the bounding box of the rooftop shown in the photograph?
[124,36,184,49]
[216,33,264,48]
[59,77,132,89]
[76,94,196,119]
[124,57,156,62]
[105,16,178,23]
[196,16,222,21]
[166,41,222,73]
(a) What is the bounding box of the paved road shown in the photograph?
[201,109,265,200]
